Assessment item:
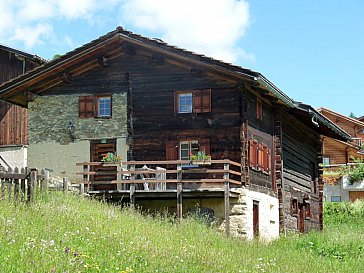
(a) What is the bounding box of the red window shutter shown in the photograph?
[258,143,264,170]
[199,138,211,155]
[193,90,203,113]
[202,89,211,113]
[166,141,177,160]
[193,89,211,113]
[79,96,95,118]
[249,139,258,168]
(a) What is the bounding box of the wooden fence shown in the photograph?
[0,167,49,202]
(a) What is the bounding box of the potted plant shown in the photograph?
[190,150,212,166]
[101,152,122,164]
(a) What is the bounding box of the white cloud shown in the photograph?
[11,23,53,48]
[120,0,254,63]
[0,0,254,64]
[0,0,122,49]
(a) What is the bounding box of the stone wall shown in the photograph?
[28,93,127,144]
[27,93,128,182]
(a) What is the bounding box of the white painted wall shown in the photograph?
[227,188,279,241]
[28,138,128,183]
[0,145,27,169]
[244,190,280,241]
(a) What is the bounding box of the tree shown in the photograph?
[349,112,357,119]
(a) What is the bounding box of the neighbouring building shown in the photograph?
[0,27,350,239]
[0,45,44,169]
[318,107,364,202]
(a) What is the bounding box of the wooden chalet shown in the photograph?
[317,107,364,202]
[0,45,44,168]
[0,27,350,239]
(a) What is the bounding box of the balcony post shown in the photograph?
[224,162,230,237]
[177,164,183,222]
[130,164,136,209]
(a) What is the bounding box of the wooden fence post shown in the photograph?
[176,164,183,222]
[27,170,37,203]
[21,168,27,200]
[63,177,68,194]
[0,177,4,200]
[14,167,20,202]
[224,162,230,237]
[40,169,49,193]
[130,164,135,209]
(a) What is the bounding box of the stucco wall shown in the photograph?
[0,145,27,168]
[27,93,128,182]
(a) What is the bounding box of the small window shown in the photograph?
[291,198,298,215]
[305,202,311,219]
[97,96,112,117]
[175,89,211,114]
[256,98,263,120]
[249,138,271,174]
[322,157,330,165]
[178,93,193,113]
[180,140,199,160]
[79,95,112,119]
[331,196,342,202]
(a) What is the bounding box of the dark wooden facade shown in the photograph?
[0,46,44,146]
[0,27,350,233]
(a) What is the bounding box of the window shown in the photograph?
[256,98,263,120]
[291,198,298,216]
[304,201,311,219]
[175,89,211,114]
[180,140,199,160]
[322,157,330,165]
[165,139,210,161]
[178,93,193,113]
[249,138,271,173]
[331,196,342,202]
[97,96,111,117]
[79,95,112,118]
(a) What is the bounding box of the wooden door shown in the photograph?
[253,202,259,237]
[298,203,305,233]
[90,139,117,190]
[349,191,364,202]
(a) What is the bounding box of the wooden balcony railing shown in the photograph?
[76,159,242,236]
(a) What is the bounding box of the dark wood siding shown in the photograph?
[282,113,321,232]
[0,102,28,146]
[0,48,40,146]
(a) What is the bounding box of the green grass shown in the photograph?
[1,194,363,273]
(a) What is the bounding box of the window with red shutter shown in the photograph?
[249,139,271,174]
[79,96,95,118]
[175,89,211,114]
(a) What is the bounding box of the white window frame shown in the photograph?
[322,157,330,165]
[97,96,111,117]
[179,140,199,160]
[177,92,193,113]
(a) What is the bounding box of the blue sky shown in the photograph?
[1,0,363,117]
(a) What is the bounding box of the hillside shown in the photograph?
[0,193,363,272]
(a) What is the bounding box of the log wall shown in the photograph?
[282,113,321,232]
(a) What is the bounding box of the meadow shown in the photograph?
[0,193,363,272]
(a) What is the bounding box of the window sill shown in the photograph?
[95,116,112,119]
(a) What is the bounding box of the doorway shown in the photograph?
[253,201,259,237]
[90,139,117,190]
